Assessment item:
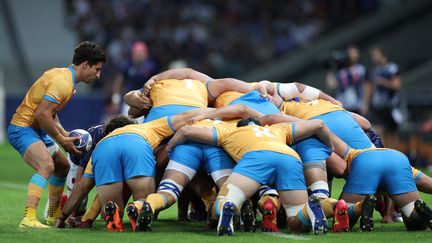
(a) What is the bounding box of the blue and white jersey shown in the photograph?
[371,63,400,109]
[335,64,368,111]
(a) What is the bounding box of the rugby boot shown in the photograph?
[126,202,141,232]
[104,201,123,232]
[46,206,61,226]
[240,200,256,232]
[307,195,328,235]
[217,201,235,236]
[333,199,350,232]
[414,199,432,230]
[136,202,153,232]
[19,216,50,229]
[360,195,377,232]
[261,198,279,232]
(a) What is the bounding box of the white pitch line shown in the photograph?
[0,182,27,190]
[265,232,310,240]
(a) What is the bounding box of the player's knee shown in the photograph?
[38,161,55,178]
[307,180,329,199]
[157,179,184,202]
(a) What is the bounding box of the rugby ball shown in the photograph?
[69,129,93,152]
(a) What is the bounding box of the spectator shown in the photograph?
[368,46,402,148]
[326,45,370,115]
[65,0,378,80]
[109,41,159,117]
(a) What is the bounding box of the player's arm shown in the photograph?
[187,104,263,124]
[123,89,153,109]
[206,78,254,100]
[34,99,80,155]
[350,112,371,131]
[144,68,212,95]
[277,82,342,106]
[54,114,68,137]
[292,120,334,150]
[55,177,95,228]
[166,126,214,152]
[258,113,303,125]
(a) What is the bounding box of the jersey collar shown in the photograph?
[68,65,76,89]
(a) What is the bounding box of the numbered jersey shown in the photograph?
[213,122,300,162]
[280,99,344,120]
[150,79,208,108]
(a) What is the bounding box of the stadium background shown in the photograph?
[1,0,432,241]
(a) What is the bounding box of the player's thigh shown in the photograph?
[392,191,420,208]
[339,192,366,204]
[23,141,54,175]
[126,176,155,200]
[224,172,261,198]
[279,190,308,206]
[162,169,191,187]
[97,182,125,214]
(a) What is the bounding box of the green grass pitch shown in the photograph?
[1,143,431,242]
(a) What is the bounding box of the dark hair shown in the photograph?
[237,117,261,127]
[72,41,106,66]
[104,115,137,134]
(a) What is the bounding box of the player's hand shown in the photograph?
[55,218,67,228]
[253,84,268,97]
[138,94,153,109]
[187,114,206,125]
[144,78,157,96]
[60,136,82,156]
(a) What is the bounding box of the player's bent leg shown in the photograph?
[213,173,260,236]
[125,176,156,232]
[19,142,55,228]
[340,193,376,231]
[391,191,429,230]
[96,182,125,232]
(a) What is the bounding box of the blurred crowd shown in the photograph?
[64,0,379,85]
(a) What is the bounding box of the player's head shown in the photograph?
[131,41,148,63]
[347,44,360,65]
[104,115,137,134]
[370,46,387,66]
[73,41,106,83]
[237,117,261,127]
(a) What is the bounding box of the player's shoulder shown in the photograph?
[41,67,71,84]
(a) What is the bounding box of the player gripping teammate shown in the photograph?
[7,41,106,228]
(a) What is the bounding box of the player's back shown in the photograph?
[280,99,343,120]
[213,123,299,162]
[102,117,173,149]
[150,79,208,108]
[11,67,75,127]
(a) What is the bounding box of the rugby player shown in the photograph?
[84,105,262,232]
[330,134,432,231]
[7,41,106,228]
[144,117,338,235]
